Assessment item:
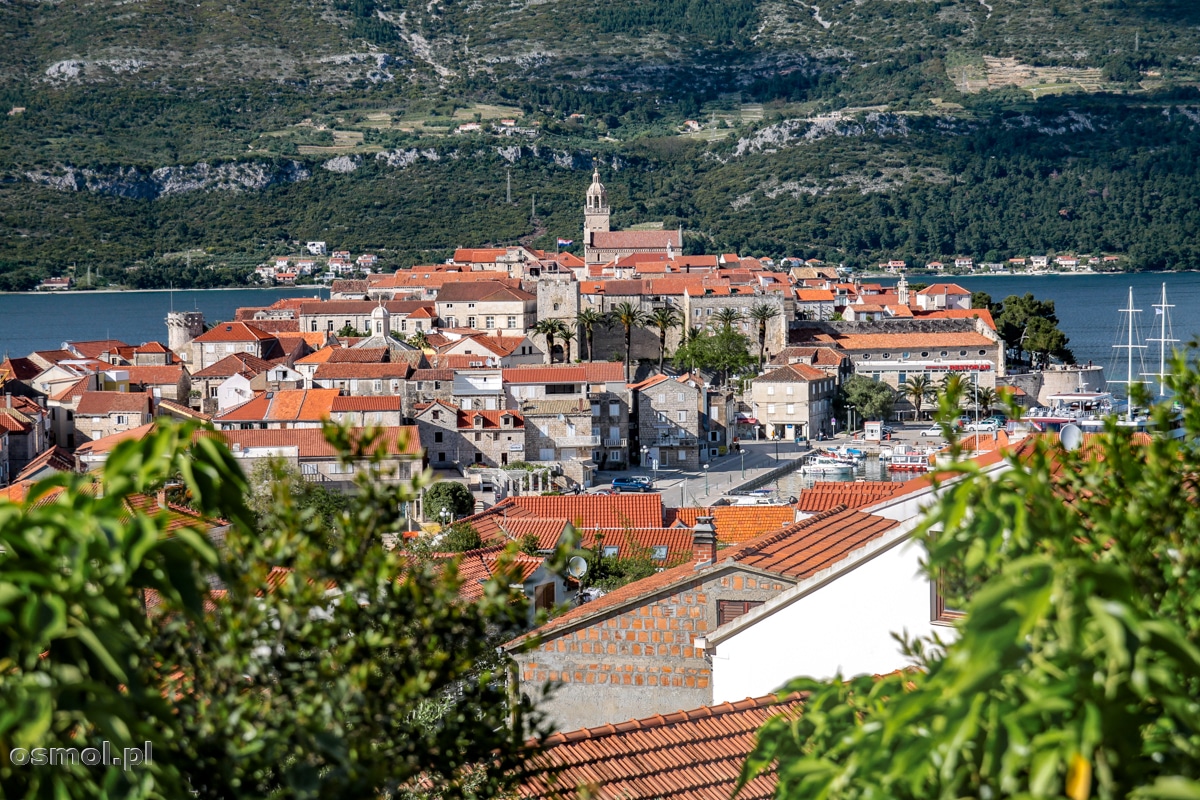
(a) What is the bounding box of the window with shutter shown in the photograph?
[717,599,765,626]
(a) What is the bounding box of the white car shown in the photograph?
[919,425,944,437]
[967,420,999,432]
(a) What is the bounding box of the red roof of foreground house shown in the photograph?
[432,545,546,602]
[519,694,802,800]
[506,507,895,646]
[192,322,275,343]
[14,445,75,481]
[75,391,152,416]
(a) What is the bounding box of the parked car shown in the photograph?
[611,477,653,492]
[919,425,945,437]
[967,420,999,432]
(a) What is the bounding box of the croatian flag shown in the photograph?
[557,238,573,247]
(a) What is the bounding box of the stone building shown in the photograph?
[750,363,838,440]
[630,373,731,472]
[74,391,154,443]
[520,398,597,487]
[503,513,872,731]
[681,289,790,364]
[793,319,1005,392]
[582,169,681,266]
[435,281,537,335]
[413,401,525,469]
[166,311,205,356]
[188,322,278,371]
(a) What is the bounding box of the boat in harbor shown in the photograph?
[801,455,855,475]
[887,453,931,472]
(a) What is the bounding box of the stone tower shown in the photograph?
[897,274,909,306]
[583,167,610,241]
[536,277,581,363]
[166,311,205,357]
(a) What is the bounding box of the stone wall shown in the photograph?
[514,567,794,731]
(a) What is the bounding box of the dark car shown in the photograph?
[611,477,653,492]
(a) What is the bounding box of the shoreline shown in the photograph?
[1,286,322,297]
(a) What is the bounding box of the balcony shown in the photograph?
[603,438,628,448]
[650,435,698,447]
[557,435,601,447]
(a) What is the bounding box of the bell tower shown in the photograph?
[583,167,610,239]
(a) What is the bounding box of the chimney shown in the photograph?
[156,488,168,510]
[692,516,717,567]
[4,393,10,409]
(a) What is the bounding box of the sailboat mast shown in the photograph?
[1127,287,1135,421]
[1145,282,1178,398]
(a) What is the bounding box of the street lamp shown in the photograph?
[740,448,745,478]
[846,404,856,434]
[641,445,648,470]
[703,463,710,495]
[438,507,450,530]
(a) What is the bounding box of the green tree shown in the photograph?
[438,521,484,552]
[0,422,547,799]
[712,307,743,333]
[648,306,682,372]
[742,364,1200,800]
[900,374,934,420]
[409,329,431,350]
[840,374,895,422]
[608,301,647,382]
[532,318,567,364]
[558,326,577,362]
[1025,315,1075,368]
[674,326,753,388]
[970,290,993,310]
[423,481,475,522]
[992,293,1067,365]
[748,302,780,371]
[575,309,605,362]
[336,323,366,337]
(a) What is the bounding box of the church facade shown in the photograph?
[582,169,682,266]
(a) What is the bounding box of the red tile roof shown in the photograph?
[520,694,802,800]
[591,230,681,251]
[330,395,403,412]
[327,347,390,363]
[795,481,905,513]
[913,308,997,329]
[578,527,695,564]
[67,339,132,359]
[1,356,43,380]
[215,426,423,458]
[215,388,341,423]
[192,322,275,343]
[75,423,155,457]
[916,283,970,295]
[664,506,797,543]
[191,353,274,379]
[313,362,415,380]
[457,409,523,430]
[124,365,186,386]
[464,494,665,540]
[50,375,93,402]
[133,341,171,354]
[802,331,996,350]
[0,409,33,433]
[756,363,828,383]
[75,391,152,416]
[14,445,75,481]
[432,545,546,602]
[507,507,894,646]
[436,281,536,303]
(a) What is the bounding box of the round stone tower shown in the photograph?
[166,311,205,354]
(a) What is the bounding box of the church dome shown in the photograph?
[586,168,607,210]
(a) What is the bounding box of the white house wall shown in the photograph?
[710,536,944,702]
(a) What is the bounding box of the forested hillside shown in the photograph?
[3,0,1200,286]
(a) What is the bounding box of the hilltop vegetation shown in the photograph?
[3,0,1200,286]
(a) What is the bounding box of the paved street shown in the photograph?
[593,439,810,506]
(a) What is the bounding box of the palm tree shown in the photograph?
[974,385,998,417]
[712,307,743,333]
[674,326,703,374]
[901,374,934,420]
[533,318,566,364]
[747,302,780,371]
[409,329,431,351]
[648,306,681,373]
[558,327,577,362]
[576,308,605,361]
[609,302,647,382]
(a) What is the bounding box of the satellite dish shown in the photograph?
[566,556,589,579]
[1059,423,1083,452]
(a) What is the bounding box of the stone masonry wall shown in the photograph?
[515,568,793,731]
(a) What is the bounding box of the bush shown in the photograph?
[424,481,475,520]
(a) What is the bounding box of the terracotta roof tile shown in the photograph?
[192,322,275,343]
[520,694,802,800]
[327,347,389,363]
[313,362,415,380]
[330,395,403,412]
[796,481,905,513]
[578,527,695,564]
[801,331,996,350]
[916,283,970,295]
[1,357,44,380]
[156,399,211,421]
[499,518,571,550]
[457,409,523,430]
[75,423,155,456]
[132,341,171,354]
[14,445,75,481]
[50,375,93,403]
[75,391,152,416]
[215,426,422,457]
[591,230,681,251]
[124,365,186,386]
[436,282,535,303]
[67,339,133,359]
[464,494,664,540]
[191,353,274,378]
[756,364,827,383]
